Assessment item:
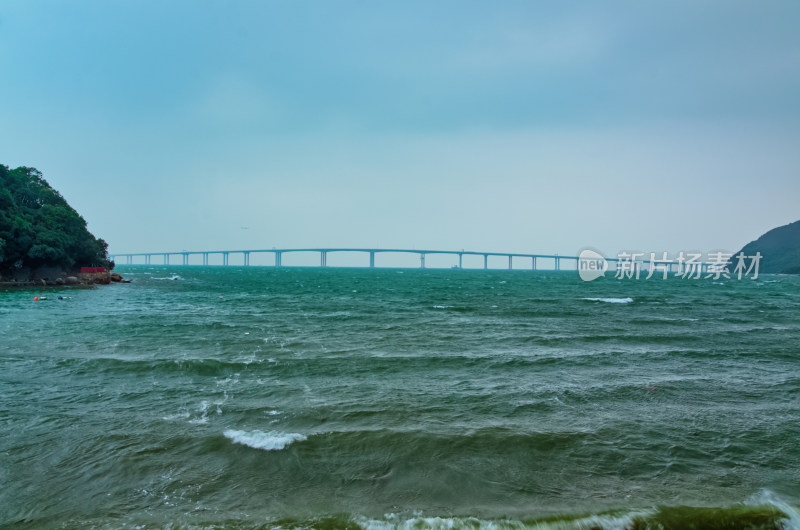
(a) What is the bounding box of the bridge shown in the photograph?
[108,248,708,273]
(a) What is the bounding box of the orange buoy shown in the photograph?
[34,296,39,301]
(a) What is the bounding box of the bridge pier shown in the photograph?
[111,249,613,272]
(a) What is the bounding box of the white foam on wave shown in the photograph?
[748,489,800,530]
[188,397,226,424]
[224,429,306,451]
[162,411,190,421]
[583,297,634,304]
[216,375,240,385]
[189,400,211,424]
[357,510,653,530]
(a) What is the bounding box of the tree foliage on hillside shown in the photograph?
[0,164,112,274]
[735,219,800,274]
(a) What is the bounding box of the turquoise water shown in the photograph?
[2,267,799,528]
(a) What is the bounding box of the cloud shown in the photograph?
[184,73,279,129]
[450,12,615,75]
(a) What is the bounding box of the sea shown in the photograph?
[1,266,799,529]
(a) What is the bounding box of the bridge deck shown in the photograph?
[108,248,714,272]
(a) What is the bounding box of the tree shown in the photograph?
[0,164,113,276]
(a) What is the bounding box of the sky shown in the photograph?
[1,1,798,264]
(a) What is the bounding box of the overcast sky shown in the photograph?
[1,1,798,262]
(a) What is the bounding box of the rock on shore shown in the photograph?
[0,270,126,287]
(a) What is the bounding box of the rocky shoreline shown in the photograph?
[0,271,128,288]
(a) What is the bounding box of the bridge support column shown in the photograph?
[275,251,282,267]
[244,252,250,266]
[145,255,150,265]
[320,251,326,267]
[420,253,426,269]
[223,252,229,266]
[183,253,189,266]
[164,254,169,265]
[508,255,512,270]
[127,255,132,265]
[458,253,462,269]
[203,253,208,266]
[369,251,375,268]
[532,256,536,270]
[484,254,488,270]
[556,257,560,271]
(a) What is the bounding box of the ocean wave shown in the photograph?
[56,356,263,377]
[161,411,190,421]
[583,297,634,304]
[268,500,797,529]
[223,429,306,451]
[359,511,652,529]
[749,489,800,530]
[275,427,598,459]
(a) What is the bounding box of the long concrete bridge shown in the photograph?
[108,248,705,273]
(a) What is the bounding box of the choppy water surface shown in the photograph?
[1,267,799,528]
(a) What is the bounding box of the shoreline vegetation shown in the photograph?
[0,164,121,287]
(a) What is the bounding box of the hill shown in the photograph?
[733,220,800,274]
[0,164,112,281]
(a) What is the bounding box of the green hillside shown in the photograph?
[733,220,800,274]
[0,165,112,279]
